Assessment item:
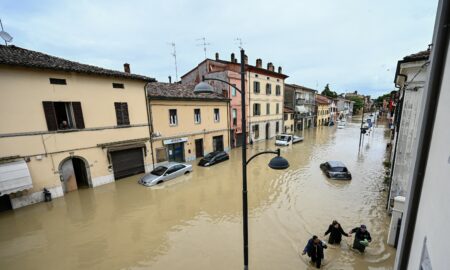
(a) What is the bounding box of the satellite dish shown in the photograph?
[0,31,12,42]
[0,19,13,45]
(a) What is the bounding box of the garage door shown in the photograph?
[110,148,145,180]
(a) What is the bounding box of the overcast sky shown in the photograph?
[1,0,438,97]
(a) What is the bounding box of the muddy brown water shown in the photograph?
[0,118,395,270]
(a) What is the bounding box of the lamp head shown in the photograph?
[194,81,214,94]
[268,156,289,170]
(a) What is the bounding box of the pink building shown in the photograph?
[181,53,250,148]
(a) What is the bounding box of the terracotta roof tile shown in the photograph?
[147,82,228,101]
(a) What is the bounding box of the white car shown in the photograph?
[139,162,193,186]
[275,134,304,146]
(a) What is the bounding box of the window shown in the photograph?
[231,84,237,97]
[169,109,177,125]
[214,108,220,122]
[276,122,280,133]
[112,83,125,89]
[194,108,201,124]
[284,114,288,121]
[276,85,281,96]
[232,109,237,126]
[42,101,84,131]
[114,102,130,126]
[156,148,168,162]
[253,124,259,139]
[266,83,272,95]
[276,103,280,114]
[49,78,67,85]
[253,103,261,116]
[253,81,260,93]
[290,113,294,120]
[266,103,270,115]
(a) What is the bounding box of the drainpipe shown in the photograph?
[144,82,155,170]
[396,0,449,268]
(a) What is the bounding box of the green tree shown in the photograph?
[346,95,364,114]
[321,83,337,98]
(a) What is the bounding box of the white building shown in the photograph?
[395,1,450,268]
[388,49,430,209]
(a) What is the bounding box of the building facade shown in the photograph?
[284,84,317,130]
[334,96,352,119]
[283,107,295,133]
[0,45,155,210]
[147,83,230,166]
[315,94,331,126]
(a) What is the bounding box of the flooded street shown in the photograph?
[0,118,395,270]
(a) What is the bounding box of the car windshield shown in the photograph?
[330,167,346,172]
[204,152,217,160]
[276,135,288,141]
[151,166,167,176]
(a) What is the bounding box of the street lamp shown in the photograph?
[194,49,289,270]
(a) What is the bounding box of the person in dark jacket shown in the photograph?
[324,220,349,244]
[349,224,372,252]
[302,235,327,268]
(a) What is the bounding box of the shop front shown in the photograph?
[164,137,187,162]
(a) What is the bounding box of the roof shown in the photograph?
[284,107,295,113]
[316,94,331,105]
[285,83,318,93]
[0,45,155,82]
[147,82,229,101]
[327,161,346,168]
[403,49,430,62]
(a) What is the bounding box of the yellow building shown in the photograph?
[283,107,295,133]
[147,83,230,165]
[248,60,288,142]
[316,94,331,126]
[0,45,155,210]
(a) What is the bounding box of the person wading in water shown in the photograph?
[302,235,328,268]
[324,220,349,245]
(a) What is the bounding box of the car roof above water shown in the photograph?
[327,161,347,168]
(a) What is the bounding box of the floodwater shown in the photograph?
[0,117,396,270]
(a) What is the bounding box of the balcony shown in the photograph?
[296,98,316,106]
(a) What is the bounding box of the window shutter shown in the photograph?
[122,103,130,125]
[72,102,85,129]
[115,102,123,125]
[42,101,57,131]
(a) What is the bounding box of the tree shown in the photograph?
[346,95,364,114]
[321,83,337,98]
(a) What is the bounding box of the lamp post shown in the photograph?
[194,49,289,270]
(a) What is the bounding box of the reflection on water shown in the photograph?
[0,118,395,270]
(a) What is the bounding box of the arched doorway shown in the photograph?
[265,123,270,139]
[60,157,91,193]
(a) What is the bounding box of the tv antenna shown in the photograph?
[196,37,210,59]
[235,38,244,50]
[168,42,178,81]
[0,19,13,46]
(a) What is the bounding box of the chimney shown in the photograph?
[267,62,274,72]
[244,54,248,65]
[234,58,238,63]
[256,58,262,68]
[124,63,130,73]
[168,76,172,84]
[231,53,235,62]
[278,66,282,74]
[215,52,219,60]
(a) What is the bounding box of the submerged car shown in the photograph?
[139,162,193,186]
[275,134,304,146]
[320,161,352,180]
[198,151,229,167]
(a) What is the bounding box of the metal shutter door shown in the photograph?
[110,148,145,180]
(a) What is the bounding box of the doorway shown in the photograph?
[265,123,270,139]
[195,139,204,158]
[168,143,185,162]
[212,136,224,152]
[60,157,90,192]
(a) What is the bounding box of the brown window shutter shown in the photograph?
[122,103,130,125]
[115,102,123,125]
[42,101,57,131]
[72,102,85,129]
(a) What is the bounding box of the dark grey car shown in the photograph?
[320,161,352,180]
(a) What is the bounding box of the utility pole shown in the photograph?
[168,42,178,82]
[196,37,210,59]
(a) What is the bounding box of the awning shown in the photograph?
[296,105,307,113]
[0,159,33,196]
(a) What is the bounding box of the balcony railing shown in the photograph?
[296,99,316,106]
